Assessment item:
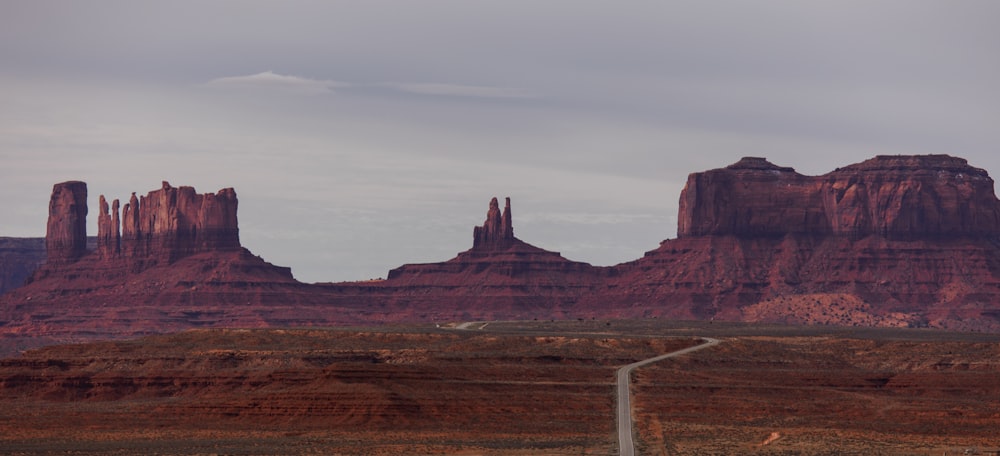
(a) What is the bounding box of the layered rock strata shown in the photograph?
[31,181,250,279]
[4,154,1000,355]
[2,181,297,353]
[678,155,1000,239]
[616,155,1000,328]
[110,181,241,266]
[379,197,604,318]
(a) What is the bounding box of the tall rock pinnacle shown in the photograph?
[45,181,88,264]
[97,195,121,258]
[501,197,513,240]
[473,197,515,249]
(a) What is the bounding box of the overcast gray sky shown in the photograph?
[2,1,998,283]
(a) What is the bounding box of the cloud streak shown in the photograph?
[205,71,534,100]
[205,71,349,95]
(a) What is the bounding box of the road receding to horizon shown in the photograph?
[2,319,999,453]
[616,337,720,456]
[449,320,722,456]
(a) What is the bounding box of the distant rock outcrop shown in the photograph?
[822,155,1000,238]
[1,181,296,354]
[472,197,514,249]
[45,181,88,264]
[4,155,1000,355]
[31,181,249,281]
[0,238,46,295]
[97,195,120,258]
[386,197,601,301]
[620,155,1000,329]
[110,181,241,266]
[678,155,1000,239]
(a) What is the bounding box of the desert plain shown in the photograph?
[0,319,997,455]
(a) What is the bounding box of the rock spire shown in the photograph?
[45,181,88,264]
[97,195,121,258]
[473,197,514,249]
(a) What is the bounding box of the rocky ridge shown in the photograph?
[3,154,1000,353]
[0,238,46,296]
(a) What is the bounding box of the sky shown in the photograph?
[1,1,998,283]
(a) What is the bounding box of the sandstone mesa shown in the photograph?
[3,154,1000,353]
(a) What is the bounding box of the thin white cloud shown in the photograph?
[380,82,534,99]
[205,71,348,95]
[205,73,532,100]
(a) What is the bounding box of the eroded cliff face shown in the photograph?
[678,155,1000,239]
[2,181,296,353]
[822,155,1000,238]
[96,195,119,258]
[35,180,243,272]
[4,155,1000,355]
[112,181,241,265]
[627,155,1000,329]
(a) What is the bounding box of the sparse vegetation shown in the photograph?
[0,320,997,454]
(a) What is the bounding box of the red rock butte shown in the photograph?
[3,154,1000,353]
[678,155,1000,239]
[30,181,262,282]
[105,181,241,266]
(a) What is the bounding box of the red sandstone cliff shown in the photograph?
[1,181,301,353]
[4,154,1000,355]
[112,181,241,266]
[822,155,1000,238]
[613,155,1000,329]
[678,155,1000,239]
[45,181,88,264]
[472,197,515,249]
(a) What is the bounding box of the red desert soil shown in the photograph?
[0,323,697,455]
[0,320,998,455]
[632,332,1000,455]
